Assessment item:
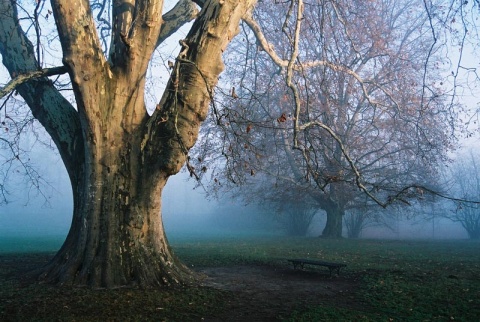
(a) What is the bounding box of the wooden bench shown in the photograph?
[288,258,347,276]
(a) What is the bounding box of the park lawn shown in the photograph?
[1,236,479,321]
[174,236,480,320]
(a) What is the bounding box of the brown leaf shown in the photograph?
[277,113,287,123]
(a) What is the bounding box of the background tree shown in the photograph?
[343,204,396,239]
[444,151,480,239]
[277,203,317,236]
[0,0,258,288]
[192,0,453,238]
[241,175,319,236]
[343,209,372,239]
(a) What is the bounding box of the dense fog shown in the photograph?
[0,142,469,249]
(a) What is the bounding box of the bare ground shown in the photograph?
[197,264,360,321]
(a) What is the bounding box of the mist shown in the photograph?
[0,142,278,251]
[0,135,473,255]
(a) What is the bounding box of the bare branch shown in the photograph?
[243,13,385,109]
[283,0,304,148]
[0,66,67,100]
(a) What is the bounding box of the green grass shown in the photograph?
[0,236,65,254]
[1,236,479,321]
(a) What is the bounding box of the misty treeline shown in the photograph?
[0,0,479,288]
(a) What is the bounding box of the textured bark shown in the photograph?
[0,0,256,288]
[39,163,193,287]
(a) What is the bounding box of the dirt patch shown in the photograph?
[197,264,359,321]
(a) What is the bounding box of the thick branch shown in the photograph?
[51,0,107,85]
[109,0,164,71]
[144,0,257,175]
[283,0,303,148]
[0,66,67,100]
[156,0,199,47]
[298,120,382,204]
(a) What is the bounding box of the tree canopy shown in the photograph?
[190,0,466,237]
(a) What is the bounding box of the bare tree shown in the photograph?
[0,99,48,204]
[0,0,259,288]
[192,0,453,238]
[248,176,319,236]
[445,151,480,239]
[343,209,374,239]
[343,204,399,239]
[277,202,317,236]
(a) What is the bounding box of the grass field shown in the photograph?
[0,236,479,321]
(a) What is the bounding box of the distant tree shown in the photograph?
[223,171,318,236]
[344,210,373,239]
[192,0,453,238]
[343,207,380,239]
[278,203,317,236]
[0,103,48,203]
[445,151,480,239]
[453,203,480,239]
[344,205,401,239]
[262,188,318,236]
[343,210,368,239]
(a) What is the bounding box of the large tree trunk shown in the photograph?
[321,204,344,238]
[39,148,193,287]
[1,0,256,288]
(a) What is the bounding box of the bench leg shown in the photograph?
[327,266,343,276]
[328,267,334,277]
[292,262,305,270]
